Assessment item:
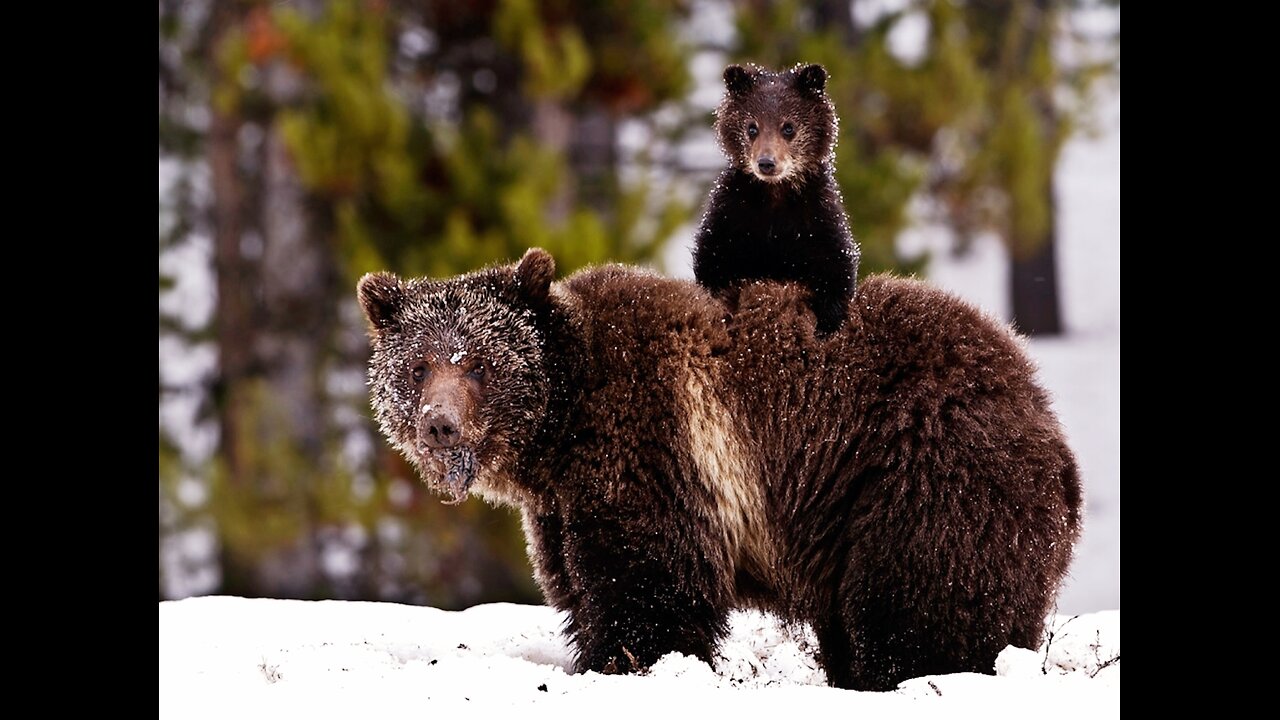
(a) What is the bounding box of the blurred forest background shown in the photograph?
[159,0,1120,606]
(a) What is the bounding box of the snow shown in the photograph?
[450,350,467,364]
[159,597,1118,718]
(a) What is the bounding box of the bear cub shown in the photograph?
[693,63,859,336]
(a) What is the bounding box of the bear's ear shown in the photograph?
[724,64,755,96]
[794,64,827,95]
[515,247,556,307]
[357,271,404,333]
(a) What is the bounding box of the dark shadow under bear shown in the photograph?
[693,63,859,336]
[359,249,1082,691]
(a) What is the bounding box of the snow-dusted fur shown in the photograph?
[358,249,1082,691]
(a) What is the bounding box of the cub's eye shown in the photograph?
[781,122,795,138]
[411,365,427,383]
[468,363,486,380]
[747,123,758,139]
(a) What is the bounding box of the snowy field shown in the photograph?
[160,597,1118,718]
[159,79,1118,719]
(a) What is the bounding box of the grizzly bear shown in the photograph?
[693,63,859,336]
[358,249,1081,691]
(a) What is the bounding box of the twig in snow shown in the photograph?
[1088,629,1120,678]
[259,658,282,684]
[1041,614,1080,675]
[1089,654,1120,678]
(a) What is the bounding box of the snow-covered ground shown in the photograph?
[159,597,1118,718]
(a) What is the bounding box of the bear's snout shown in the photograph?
[420,407,463,450]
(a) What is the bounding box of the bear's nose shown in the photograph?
[756,157,777,175]
[422,410,462,450]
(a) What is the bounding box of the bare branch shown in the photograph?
[1089,654,1121,679]
[1041,614,1079,675]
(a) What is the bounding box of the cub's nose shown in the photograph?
[756,157,777,175]
[421,410,462,450]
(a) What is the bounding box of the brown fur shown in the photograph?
[358,249,1082,690]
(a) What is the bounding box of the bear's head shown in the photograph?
[715,63,836,185]
[357,248,556,505]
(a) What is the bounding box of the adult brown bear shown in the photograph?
[358,248,1081,691]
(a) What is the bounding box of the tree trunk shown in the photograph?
[1009,175,1063,336]
[533,99,575,223]
[210,116,248,477]
[567,108,616,213]
[994,0,1065,337]
[207,0,259,597]
[254,125,335,599]
[813,0,861,46]
[209,0,248,480]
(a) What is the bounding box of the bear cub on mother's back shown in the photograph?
[693,63,859,335]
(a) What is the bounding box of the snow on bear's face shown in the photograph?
[357,251,555,504]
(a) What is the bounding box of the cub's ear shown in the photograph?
[794,63,827,94]
[724,64,755,96]
[357,271,404,333]
[515,247,556,306]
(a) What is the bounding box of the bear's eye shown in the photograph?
[781,122,795,138]
[468,363,486,381]
[411,365,427,383]
[747,123,758,139]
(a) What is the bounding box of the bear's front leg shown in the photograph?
[521,507,576,613]
[812,295,850,336]
[809,265,855,337]
[558,504,730,675]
